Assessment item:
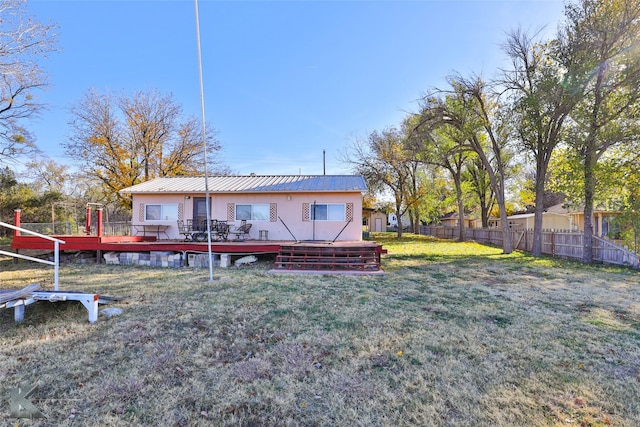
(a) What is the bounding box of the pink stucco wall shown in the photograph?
[131,192,363,241]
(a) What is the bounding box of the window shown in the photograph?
[236,204,269,221]
[311,203,345,221]
[145,204,178,221]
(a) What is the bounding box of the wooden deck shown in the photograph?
[11,234,283,254]
[11,235,386,257]
[11,235,387,273]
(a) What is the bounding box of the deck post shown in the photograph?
[13,209,21,236]
[97,209,103,237]
[85,206,92,235]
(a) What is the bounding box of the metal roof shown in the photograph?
[119,175,367,194]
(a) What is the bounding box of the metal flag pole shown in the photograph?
[194,0,214,282]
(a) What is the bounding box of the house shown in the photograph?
[506,203,571,230]
[388,213,410,230]
[118,175,367,241]
[438,212,474,228]
[566,208,621,237]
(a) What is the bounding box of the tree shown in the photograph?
[501,29,582,256]
[0,166,65,234]
[561,0,640,262]
[464,156,495,228]
[343,127,413,238]
[24,158,70,194]
[411,113,472,241]
[65,88,224,208]
[0,0,58,165]
[420,75,515,254]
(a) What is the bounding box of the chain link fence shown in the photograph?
[15,221,132,237]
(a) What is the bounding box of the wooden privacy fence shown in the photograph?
[420,226,640,269]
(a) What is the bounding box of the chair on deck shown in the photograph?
[230,221,252,241]
[177,220,194,241]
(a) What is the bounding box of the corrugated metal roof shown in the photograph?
[119,175,367,194]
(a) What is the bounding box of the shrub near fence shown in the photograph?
[420,226,640,269]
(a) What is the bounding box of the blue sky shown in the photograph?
[26,0,565,176]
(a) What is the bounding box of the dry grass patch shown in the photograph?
[0,233,639,426]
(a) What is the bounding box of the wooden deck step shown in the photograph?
[274,243,382,272]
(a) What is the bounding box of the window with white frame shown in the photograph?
[145,204,178,221]
[311,203,345,221]
[235,204,270,221]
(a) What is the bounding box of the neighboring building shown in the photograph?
[388,213,410,230]
[363,209,387,232]
[119,175,367,241]
[506,203,571,230]
[485,204,621,236]
[439,212,473,228]
[469,218,483,229]
[567,208,621,237]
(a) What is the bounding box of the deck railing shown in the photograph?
[0,221,65,290]
[12,221,132,237]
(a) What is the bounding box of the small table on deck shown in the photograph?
[133,224,170,239]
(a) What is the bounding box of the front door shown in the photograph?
[193,197,209,230]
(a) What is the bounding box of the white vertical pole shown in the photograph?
[194,0,214,282]
[54,240,60,291]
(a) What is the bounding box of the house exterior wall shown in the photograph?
[441,217,472,228]
[542,213,572,230]
[131,191,363,241]
[568,212,621,236]
[508,213,571,230]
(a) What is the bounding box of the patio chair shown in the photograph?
[177,220,194,241]
[213,221,230,241]
[230,222,252,241]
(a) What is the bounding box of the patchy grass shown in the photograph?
[0,232,639,426]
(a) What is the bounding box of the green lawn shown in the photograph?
[0,233,638,426]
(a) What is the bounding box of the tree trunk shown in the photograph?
[455,178,466,242]
[531,169,546,257]
[480,200,489,228]
[472,149,512,253]
[395,203,403,239]
[496,191,513,254]
[582,149,596,263]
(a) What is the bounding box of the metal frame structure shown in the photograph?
[0,221,102,323]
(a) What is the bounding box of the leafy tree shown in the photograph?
[0,166,66,235]
[343,127,414,238]
[501,29,582,256]
[420,75,515,253]
[411,113,472,241]
[463,156,496,228]
[414,166,451,226]
[65,88,224,207]
[24,158,70,194]
[402,117,432,233]
[561,0,640,262]
[550,143,640,250]
[0,0,58,165]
